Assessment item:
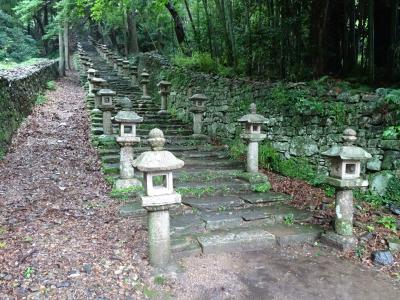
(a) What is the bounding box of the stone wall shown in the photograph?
[140,53,399,175]
[0,60,58,155]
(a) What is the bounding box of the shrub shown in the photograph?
[46,81,56,91]
[0,11,38,63]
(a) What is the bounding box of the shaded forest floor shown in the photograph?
[0,72,399,299]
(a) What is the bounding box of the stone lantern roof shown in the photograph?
[133,128,184,172]
[238,103,267,124]
[141,69,150,79]
[158,80,171,87]
[322,129,372,160]
[98,88,116,97]
[114,98,143,124]
[190,94,207,102]
[87,68,97,75]
[90,77,107,85]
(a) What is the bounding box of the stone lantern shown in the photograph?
[87,68,98,95]
[113,54,119,70]
[238,103,267,173]
[122,60,130,79]
[133,128,184,268]
[113,98,143,189]
[321,128,371,250]
[140,69,151,103]
[157,80,172,115]
[90,77,107,114]
[190,94,207,138]
[98,89,116,135]
[90,77,107,113]
[117,58,124,75]
[129,65,139,87]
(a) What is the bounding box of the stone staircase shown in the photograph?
[82,46,322,257]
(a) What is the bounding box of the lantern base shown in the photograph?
[115,178,142,190]
[320,231,357,251]
[157,110,168,115]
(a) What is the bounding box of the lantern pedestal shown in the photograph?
[115,136,142,189]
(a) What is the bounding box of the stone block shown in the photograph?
[264,224,322,246]
[197,228,276,254]
[320,231,357,251]
[239,192,292,204]
[289,136,319,157]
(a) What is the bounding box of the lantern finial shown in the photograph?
[148,128,165,151]
[120,97,132,110]
[343,128,357,145]
[250,103,257,114]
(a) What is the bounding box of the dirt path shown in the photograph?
[0,71,399,300]
[0,73,155,299]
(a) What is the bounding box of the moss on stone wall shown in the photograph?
[0,60,58,156]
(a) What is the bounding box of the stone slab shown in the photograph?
[183,196,245,211]
[119,202,146,218]
[320,231,357,251]
[240,192,293,204]
[171,214,205,234]
[197,228,276,254]
[200,211,243,230]
[240,208,273,221]
[171,236,202,258]
[263,204,313,223]
[264,223,322,246]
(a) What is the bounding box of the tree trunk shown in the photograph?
[202,0,214,57]
[127,10,139,54]
[184,0,200,48]
[368,0,375,82]
[214,0,235,66]
[165,1,189,54]
[63,22,70,70]
[58,29,65,76]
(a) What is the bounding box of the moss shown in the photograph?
[109,186,144,201]
[101,165,120,175]
[335,220,353,236]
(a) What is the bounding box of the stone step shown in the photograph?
[196,228,276,254]
[170,221,321,256]
[176,179,251,197]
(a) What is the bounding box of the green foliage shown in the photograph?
[384,89,400,107]
[228,138,246,160]
[109,186,144,201]
[354,189,389,207]
[259,143,280,170]
[154,275,166,285]
[376,216,397,233]
[46,80,56,91]
[330,102,347,126]
[382,126,400,140]
[386,176,400,204]
[323,185,336,198]
[355,244,365,259]
[35,94,47,105]
[251,182,271,193]
[0,11,39,62]
[173,52,235,76]
[366,225,375,233]
[273,157,319,183]
[23,266,34,279]
[176,186,217,198]
[283,213,295,225]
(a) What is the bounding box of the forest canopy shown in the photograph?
[0,0,399,82]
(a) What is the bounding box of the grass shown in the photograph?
[46,80,56,91]
[109,186,144,201]
[35,94,47,105]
